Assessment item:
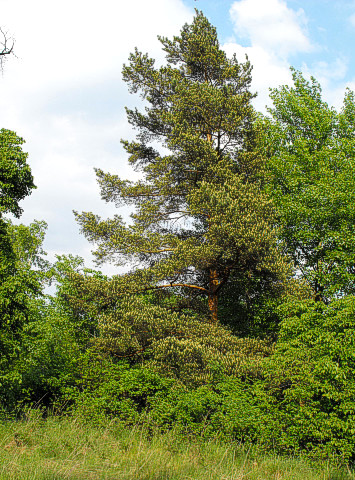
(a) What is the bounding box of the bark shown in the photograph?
[208,268,219,324]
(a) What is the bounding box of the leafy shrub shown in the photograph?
[259,296,355,462]
[0,305,83,412]
[71,359,178,424]
[147,375,266,442]
[68,356,268,444]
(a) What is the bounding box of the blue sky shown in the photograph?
[189,0,355,111]
[0,0,355,274]
[191,1,355,81]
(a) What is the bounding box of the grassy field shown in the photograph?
[0,412,354,480]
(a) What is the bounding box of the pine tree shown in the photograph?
[75,11,289,324]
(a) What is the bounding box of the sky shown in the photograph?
[1,0,355,275]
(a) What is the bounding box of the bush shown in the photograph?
[0,305,82,412]
[259,296,355,462]
[147,375,266,442]
[70,358,269,444]
[71,359,178,424]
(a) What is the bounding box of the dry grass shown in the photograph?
[0,411,353,480]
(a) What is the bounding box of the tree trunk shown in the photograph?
[206,123,218,322]
[208,269,219,324]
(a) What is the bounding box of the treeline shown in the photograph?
[2,10,355,465]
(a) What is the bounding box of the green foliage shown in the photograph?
[74,293,355,462]
[49,254,102,346]
[260,69,355,301]
[0,129,39,399]
[50,350,264,444]
[71,359,177,424]
[67,290,272,387]
[75,10,290,324]
[0,221,46,379]
[0,252,107,412]
[0,129,35,218]
[0,220,54,410]
[218,270,283,337]
[260,296,355,461]
[11,306,83,410]
[9,220,50,274]
[146,376,264,442]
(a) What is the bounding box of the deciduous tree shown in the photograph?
[0,129,37,369]
[260,69,355,302]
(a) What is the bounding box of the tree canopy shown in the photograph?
[75,10,290,324]
[260,69,355,302]
[0,129,37,372]
[0,129,35,218]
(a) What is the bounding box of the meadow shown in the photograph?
[0,412,354,480]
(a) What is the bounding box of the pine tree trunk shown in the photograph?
[208,269,219,324]
[206,125,218,323]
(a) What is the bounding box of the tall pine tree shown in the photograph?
[76,11,289,324]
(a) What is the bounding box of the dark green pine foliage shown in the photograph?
[76,11,289,324]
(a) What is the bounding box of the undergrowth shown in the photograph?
[0,411,354,480]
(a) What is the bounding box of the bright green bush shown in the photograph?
[70,359,178,424]
[0,254,103,414]
[0,221,50,412]
[1,305,83,412]
[259,296,355,462]
[66,355,268,444]
[146,375,265,442]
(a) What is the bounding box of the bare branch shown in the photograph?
[0,27,15,71]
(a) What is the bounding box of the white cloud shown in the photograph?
[300,57,350,110]
[227,0,354,113]
[1,0,192,89]
[312,57,348,82]
[230,0,312,58]
[225,0,314,111]
[223,42,293,111]
[0,0,193,274]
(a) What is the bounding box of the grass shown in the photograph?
[0,411,354,480]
